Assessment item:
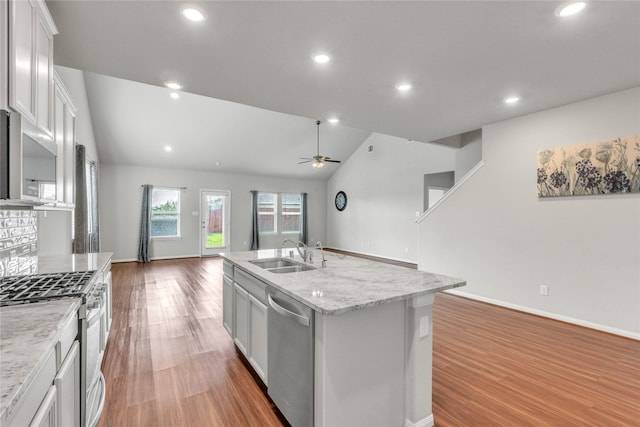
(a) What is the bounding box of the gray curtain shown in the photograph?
[73,145,89,254]
[300,192,308,245]
[249,190,259,250]
[137,185,153,262]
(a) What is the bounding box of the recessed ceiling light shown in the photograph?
[313,53,331,64]
[327,117,339,124]
[170,92,179,99]
[164,145,173,152]
[215,161,222,166]
[395,83,412,92]
[555,2,586,17]
[165,81,183,90]
[504,96,521,104]
[181,6,207,22]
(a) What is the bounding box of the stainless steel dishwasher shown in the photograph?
[267,287,314,427]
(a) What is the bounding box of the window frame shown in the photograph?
[150,187,181,239]
[257,192,303,236]
[257,192,278,234]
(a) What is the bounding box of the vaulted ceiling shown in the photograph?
[47,1,640,178]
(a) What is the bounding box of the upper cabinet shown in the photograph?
[8,0,57,135]
[53,70,76,207]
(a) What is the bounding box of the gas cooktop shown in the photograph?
[0,270,97,306]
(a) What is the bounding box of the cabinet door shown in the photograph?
[34,13,52,134]
[233,284,249,356]
[63,105,75,205]
[222,275,233,336]
[10,0,36,121]
[29,385,57,427]
[53,85,65,202]
[248,294,268,384]
[54,341,80,427]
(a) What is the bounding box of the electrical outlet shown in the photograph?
[540,285,549,296]
[419,315,430,338]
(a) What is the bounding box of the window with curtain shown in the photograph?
[258,193,277,233]
[150,187,181,238]
[257,192,302,234]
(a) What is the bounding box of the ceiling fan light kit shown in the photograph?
[299,120,342,168]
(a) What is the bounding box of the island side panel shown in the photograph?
[314,300,405,427]
[405,294,435,427]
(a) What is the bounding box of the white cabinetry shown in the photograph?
[222,275,233,335]
[53,70,76,206]
[1,0,9,110]
[29,385,57,427]
[233,283,249,355]
[8,0,57,134]
[228,267,268,384]
[6,310,79,427]
[54,342,80,427]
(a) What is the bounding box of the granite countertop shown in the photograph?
[0,298,81,424]
[221,249,466,315]
[16,252,113,277]
[0,252,112,423]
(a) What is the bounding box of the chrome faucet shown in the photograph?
[282,239,310,262]
[316,241,327,268]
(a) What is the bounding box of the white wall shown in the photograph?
[38,66,98,255]
[99,164,327,262]
[327,133,456,263]
[418,87,640,336]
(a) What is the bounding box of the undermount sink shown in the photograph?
[249,258,300,269]
[268,265,316,274]
[249,258,316,274]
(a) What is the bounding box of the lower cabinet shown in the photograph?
[54,341,80,427]
[222,275,233,335]
[228,267,268,385]
[248,294,268,382]
[29,385,57,427]
[233,284,249,355]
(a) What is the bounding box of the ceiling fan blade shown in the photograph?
[325,159,342,163]
[299,157,313,160]
[298,160,312,164]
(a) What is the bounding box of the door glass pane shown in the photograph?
[206,195,225,248]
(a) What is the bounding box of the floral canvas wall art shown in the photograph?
[537,135,640,197]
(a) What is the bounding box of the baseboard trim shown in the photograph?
[405,414,434,427]
[112,254,202,263]
[445,289,640,341]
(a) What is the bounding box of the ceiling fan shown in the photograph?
[299,120,341,168]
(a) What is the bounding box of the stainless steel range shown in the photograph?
[0,269,111,427]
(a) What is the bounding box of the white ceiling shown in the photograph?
[46,1,640,178]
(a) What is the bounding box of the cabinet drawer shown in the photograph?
[223,260,234,278]
[235,268,266,304]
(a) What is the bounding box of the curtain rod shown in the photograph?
[141,185,187,190]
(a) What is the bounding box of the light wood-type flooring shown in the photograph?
[98,257,640,427]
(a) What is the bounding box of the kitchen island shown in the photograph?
[221,249,465,427]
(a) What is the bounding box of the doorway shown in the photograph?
[200,190,231,256]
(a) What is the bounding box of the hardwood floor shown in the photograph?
[98,257,640,426]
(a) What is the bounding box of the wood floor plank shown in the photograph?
[97,257,640,426]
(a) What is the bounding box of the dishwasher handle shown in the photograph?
[268,294,310,327]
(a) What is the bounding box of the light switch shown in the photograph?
[419,315,430,338]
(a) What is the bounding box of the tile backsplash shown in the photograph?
[0,210,38,276]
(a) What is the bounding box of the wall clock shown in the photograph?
[335,191,347,211]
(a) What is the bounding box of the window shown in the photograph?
[281,193,302,233]
[151,188,181,238]
[258,193,277,233]
[258,192,302,234]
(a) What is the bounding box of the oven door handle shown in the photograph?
[87,301,105,328]
[88,371,106,427]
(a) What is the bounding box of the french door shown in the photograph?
[200,190,231,256]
